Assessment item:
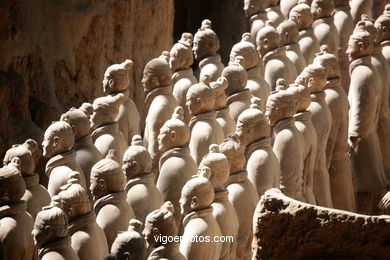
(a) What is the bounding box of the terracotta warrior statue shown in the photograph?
[179,173,222,260]
[311,0,340,57]
[256,22,298,90]
[144,201,186,260]
[243,0,269,42]
[210,77,237,137]
[143,55,178,174]
[170,33,198,124]
[157,107,197,225]
[289,1,320,64]
[33,205,79,260]
[313,47,356,211]
[230,33,271,109]
[90,93,127,161]
[219,134,259,260]
[347,30,387,214]
[0,161,34,260]
[280,0,298,18]
[236,97,281,196]
[295,64,333,207]
[61,107,102,195]
[287,84,317,205]
[102,59,141,144]
[266,0,285,27]
[222,57,252,121]
[187,78,225,165]
[266,89,306,202]
[357,16,390,184]
[277,19,307,73]
[58,177,109,259]
[333,0,354,93]
[199,145,239,260]
[123,136,163,224]
[110,219,146,260]
[350,0,373,23]
[193,19,225,82]
[90,152,135,248]
[3,140,50,219]
[376,13,390,64]
[42,121,86,197]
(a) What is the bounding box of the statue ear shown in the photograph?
[357,41,364,51]
[152,227,160,236]
[196,97,202,105]
[98,178,106,189]
[152,76,160,86]
[317,7,323,17]
[53,136,60,148]
[284,31,289,41]
[131,161,138,172]
[170,130,176,141]
[262,38,269,49]
[108,79,115,89]
[191,196,199,208]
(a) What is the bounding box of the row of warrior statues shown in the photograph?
[1,0,390,259]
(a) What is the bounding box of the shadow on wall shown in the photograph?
[174,0,248,65]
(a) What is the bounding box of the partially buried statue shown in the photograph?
[3,139,50,219]
[90,93,127,162]
[170,33,198,124]
[0,161,34,260]
[243,0,269,42]
[313,46,356,211]
[236,97,281,196]
[157,107,197,226]
[58,176,109,259]
[143,54,178,174]
[199,145,239,260]
[110,219,146,260]
[60,107,102,195]
[256,22,298,90]
[123,135,163,224]
[230,33,271,110]
[295,64,333,207]
[219,134,259,260]
[222,56,252,122]
[42,121,86,197]
[90,151,135,248]
[288,84,318,205]
[266,89,306,202]
[102,59,141,144]
[210,77,237,137]
[193,19,225,82]
[277,19,307,74]
[289,1,320,64]
[311,0,340,56]
[143,201,186,260]
[265,0,285,27]
[347,29,387,214]
[179,172,222,260]
[187,78,224,165]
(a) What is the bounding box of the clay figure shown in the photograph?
[3,140,50,219]
[0,161,35,260]
[280,0,299,18]
[90,152,135,248]
[219,134,259,260]
[289,1,321,64]
[193,20,225,82]
[123,136,163,224]
[102,59,141,144]
[144,201,186,260]
[179,173,222,260]
[111,219,146,260]
[376,14,390,63]
[157,107,197,226]
[42,121,86,197]
[350,0,373,23]
[33,204,79,260]
[199,145,239,260]
[236,97,281,196]
[230,33,271,110]
[266,0,285,27]
[222,56,252,121]
[295,64,333,207]
[58,177,109,259]
[170,33,198,124]
[210,77,237,137]
[143,54,178,174]
[347,30,387,214]
[187,78,225,165]
[61,107,102,196]
[266,89,306,202]
[243,0,270,42]
[256,22,298,90]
